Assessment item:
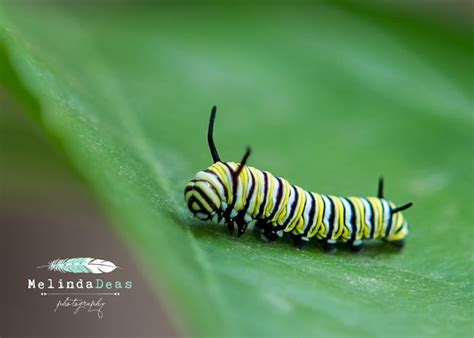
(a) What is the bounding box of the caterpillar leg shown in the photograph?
[261,228,279,243]
[350,240,364,252]
[225,220,235,235]
[234,215,248,238]
[256,221,278,243]
[319,239,337,253]
[291,234,304,250]
[385,239,405,249]
[237,223,248,238]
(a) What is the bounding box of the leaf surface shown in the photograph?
[1,3,472,337]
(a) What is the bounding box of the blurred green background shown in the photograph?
[1,1,473,337]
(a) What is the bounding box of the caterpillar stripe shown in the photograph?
[185,107,413,252]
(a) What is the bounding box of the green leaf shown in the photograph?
[1,2,472,337]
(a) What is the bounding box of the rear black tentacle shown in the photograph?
[233,147,251,179]
[392,202,413,214]
[378,177,384,198]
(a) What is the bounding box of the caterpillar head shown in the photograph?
[387,203,412,241]
[184,106,250,223]
[184,178,221,221]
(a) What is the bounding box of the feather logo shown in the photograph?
[37,258,119,274]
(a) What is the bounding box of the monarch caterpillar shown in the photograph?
[184,106,413,252]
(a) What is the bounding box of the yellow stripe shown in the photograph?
[379,200,389,238]
[368,197,383,239]
[194,181,220,208]
[377,200,386,238]
[201,169,225,201]
[397,214,405,231]
[213,162,233,204]
[387,213,407,241]
[194,193,213,213]
[263,173,275,217]
[349,197,365,240]
[276,179,291,224]
[185,190,194,201]
[340,199,351,242]
[250,168,262,216]
[328,196,342,239]
[288,187,307,232]
[392,213,399,237]
[293,217,304,235]
[234,163,248,210]
[309,194,325,238]
[387,201,397,238]
[294,189,308,233]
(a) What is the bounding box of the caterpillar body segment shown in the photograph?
[184,107,413,252]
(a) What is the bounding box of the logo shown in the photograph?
[37,257,119,274]
[28,257,133,318]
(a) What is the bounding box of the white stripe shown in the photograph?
[247,169,262,217]
[259,171,270,216]
[269,176,283,222]
[301,191,313,233]
[234,163,244,210]
[244,167,255,212]
[196,171,225,201]
[321,195,332,238]
[269,175,280,220]
[341,198,353,236]
[307,193,319,235]
[283,186,296,228]
[361,199,372,236]
[381,199,391,237]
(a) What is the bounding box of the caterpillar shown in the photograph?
[184,106,413,252]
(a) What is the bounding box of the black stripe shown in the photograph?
[187,196,207,213]
[238,168,256,218]
[356,198,364,239]
[186,179,221,205]
[267,177,284,222]
[204,182,221,203]
[385,205,394,237]
[186,196,196,211]
[379,199,387,239]
[344,198,357,242]
[205,169,229,202]
[294,189,308,234]
[189,179,220,196]
[325,196,335,240]
[256,171,269,219]
[302,193,316,237]
[317,195,327,237]
[186,179,223,220]
[395,220,404,234]
[337,197,346,239]
[222,162,237,221]
[223,162,236,196]
[192,185,218,211]
[282,185,299,228]
[364,198,376,239]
